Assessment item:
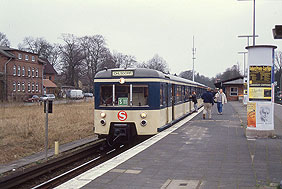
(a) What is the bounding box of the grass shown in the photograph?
[0,100,95,164]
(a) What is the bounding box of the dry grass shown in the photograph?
[0,100,95,164]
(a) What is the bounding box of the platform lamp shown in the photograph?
[238,0,257,46]
[238,52,248,76]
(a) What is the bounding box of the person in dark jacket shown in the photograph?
[191,91,198,112]
[201,88,214,119]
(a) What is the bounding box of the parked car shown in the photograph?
[84,93,93,97]
[277,91,282,101]
[69,90,84,99]
[40,94,56,101]
[24,95,40,103]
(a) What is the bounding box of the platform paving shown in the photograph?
[81,102,282,189]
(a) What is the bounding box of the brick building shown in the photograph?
[43,60,58,95]
[0,46,44,102]
[214,76,244,101]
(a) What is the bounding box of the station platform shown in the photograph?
[57,102,282,189]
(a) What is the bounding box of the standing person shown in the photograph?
[215,89,227,114]
[201,88,214,119]
[191,91,198,112]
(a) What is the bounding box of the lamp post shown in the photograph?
[238,52,248,76]
[238,35,259,46]
[192,36,196,82]
[238,0,257,46]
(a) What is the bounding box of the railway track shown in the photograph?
[0,139,106,189]
[0,137,147,189]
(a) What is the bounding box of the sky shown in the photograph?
[1,0,282,78]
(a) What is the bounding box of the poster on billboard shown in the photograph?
[247,102,256,128]
[249,66,272,101]
[257,103,272,125]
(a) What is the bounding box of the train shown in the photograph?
[93,68,208,145]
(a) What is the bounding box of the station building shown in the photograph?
[214,76,244,101]
[0,46,44,102]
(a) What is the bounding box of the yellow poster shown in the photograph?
[249,87,271,100]
[247,102,256,128]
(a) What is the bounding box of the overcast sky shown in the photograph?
[1,0,282,78]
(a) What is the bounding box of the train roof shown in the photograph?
[95,68,208,88]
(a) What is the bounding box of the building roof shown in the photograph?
[214,76,244,88]
[223,78,244,85]
[43,60,57,75]
[0,46,38,56]
[0,46,16,58]
[43,79,57,88]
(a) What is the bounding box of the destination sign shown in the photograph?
[249,66,271,87]
[112,70,134,77]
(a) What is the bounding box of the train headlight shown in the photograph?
[141,119,147,127]
[100,112,106,118]
[100,119,106,126]
[119,77,125,84]
[140,112,147,118]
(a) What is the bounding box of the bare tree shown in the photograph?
[18,37,52,57]
[180,70,214,88]
[214,64,242,82]
[112,51,137,68]
[80,35,111,91]
[0,32,10,47]
[179,70,193,80]
[60,34,85,87]
[18,36,61,70]
[139,54,169,73]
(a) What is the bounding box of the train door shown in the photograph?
[172,84,175,120]
[166,83,169,124]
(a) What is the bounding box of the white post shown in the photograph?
[45,100,48,160]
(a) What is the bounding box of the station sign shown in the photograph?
[112,70,134,77]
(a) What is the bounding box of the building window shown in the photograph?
[13,65,16,76]
[25,55,29,61]
[32,68,34,77]
[13,82,16,91]
[32,56,35,62]
[36,83,39,92]
[17,82,21,92]
[36,69,39,77]
[22,67,25,76]
[18,53,22,60]
[49,76,52,80]
[18,66,21,76]
[32,83,34,92]
[230,87,238,96]
[28,67,31,77]
[22,82,25,92]
[28,83,31,92]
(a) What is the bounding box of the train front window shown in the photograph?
[100,85,113,106]
[100,84,148,107]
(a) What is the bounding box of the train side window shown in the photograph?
[176,85,182,103]
[184,86,189,101]
[163,84,167,106]
[181,86,185,102]
[131,84,148,106]
[160,84,163,106]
